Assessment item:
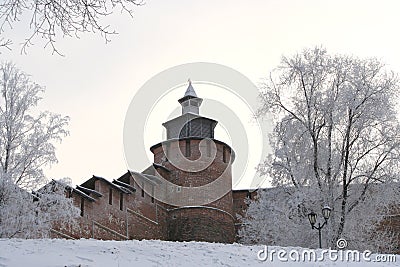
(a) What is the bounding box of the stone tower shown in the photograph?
[150,81,236,243]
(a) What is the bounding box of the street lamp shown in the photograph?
[307,205,331,248]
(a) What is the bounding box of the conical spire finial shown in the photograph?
[178,79,203,114]
[184,78,197,98]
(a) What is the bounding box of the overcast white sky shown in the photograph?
[2,0,400,187]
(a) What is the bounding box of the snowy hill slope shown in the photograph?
[0,239,399,267]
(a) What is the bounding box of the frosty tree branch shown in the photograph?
[0,0,143,54]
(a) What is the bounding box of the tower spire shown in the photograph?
[178,80,203,115]
[163,80,216,139]
[183,78,197,98]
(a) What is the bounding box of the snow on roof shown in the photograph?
[76,185,103,197]
[142,174,163,185]
[112,179,136,193]
[50,179,96,201]
[153,163,171,173]
[130,170,163,185]
[91,175,131,194]
[73,188,96,202]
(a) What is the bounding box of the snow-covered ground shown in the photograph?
[0,239,399,267]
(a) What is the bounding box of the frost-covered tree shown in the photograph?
[0,62,79,238]
[240,47,400,252]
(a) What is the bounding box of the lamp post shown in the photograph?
[307,205,331,248]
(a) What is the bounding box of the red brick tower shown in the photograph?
[150,81,236,243]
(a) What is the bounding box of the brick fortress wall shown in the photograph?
[151,138,236,243]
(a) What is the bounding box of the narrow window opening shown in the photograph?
[151,186,155,203]
[165,143,170,162]
[185,139,191,157]
[109,188,113,205]
[188,121,191,137]
[80,197,84,216]
[206,140,211,157]
[119,192,123,211]
[223,146,227,163]
[141,182,145,197]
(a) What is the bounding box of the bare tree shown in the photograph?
[0,0,143,54]
[240,47,400,252]
[0,62,78,238]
